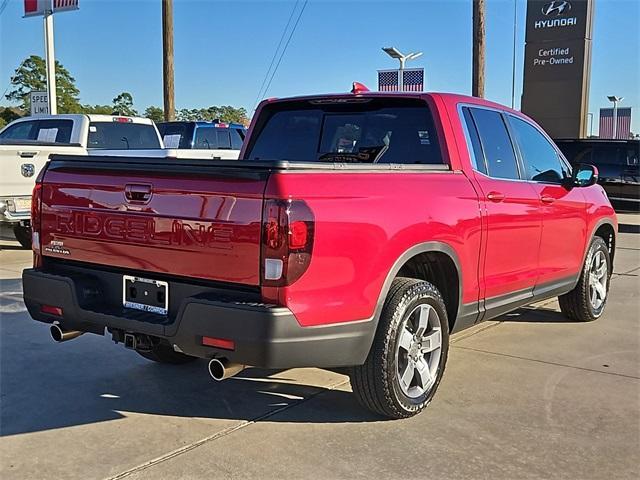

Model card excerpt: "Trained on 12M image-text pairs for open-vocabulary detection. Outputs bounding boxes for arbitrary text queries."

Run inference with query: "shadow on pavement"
[0,277,382,437]
[496,306,575,323]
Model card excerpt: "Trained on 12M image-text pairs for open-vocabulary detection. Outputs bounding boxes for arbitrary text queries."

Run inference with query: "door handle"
[19,151,38,158]
[540,195,555,204]
[125,184,152,203]
[486,191,505,202]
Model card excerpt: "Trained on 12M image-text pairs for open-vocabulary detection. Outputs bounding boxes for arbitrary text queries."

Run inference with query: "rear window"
[157,122,192,149]
[194,128,233,150]
[245,99,444,164]
[88,122,161,150]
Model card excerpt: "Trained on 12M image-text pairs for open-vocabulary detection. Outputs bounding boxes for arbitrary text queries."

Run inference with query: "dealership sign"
[24,0,79,17]
[521,0,594,139]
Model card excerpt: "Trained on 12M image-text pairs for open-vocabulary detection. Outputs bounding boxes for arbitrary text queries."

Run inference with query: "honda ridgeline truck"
[23,90,617,418]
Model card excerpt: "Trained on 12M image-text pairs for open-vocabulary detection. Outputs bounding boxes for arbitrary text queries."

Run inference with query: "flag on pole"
[53,0,78,13]
[599,107,632,139]
[378,68,425,92]
[24,0,78,17]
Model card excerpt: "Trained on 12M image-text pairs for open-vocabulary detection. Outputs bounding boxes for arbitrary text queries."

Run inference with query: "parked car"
[22,90,616,418]
[554,138,639,211]
[157,120,246,160]
[0,114,165,247]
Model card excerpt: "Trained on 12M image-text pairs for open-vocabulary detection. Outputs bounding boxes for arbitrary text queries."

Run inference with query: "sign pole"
[44,8,57,115]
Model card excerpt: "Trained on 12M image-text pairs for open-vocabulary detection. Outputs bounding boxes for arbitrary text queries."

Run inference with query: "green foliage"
[81,104,113,114]
[144,106,164,123]
[177,105,249,125]
[5,55,81,113]
[0,106,23,126]
[112,92,137,116]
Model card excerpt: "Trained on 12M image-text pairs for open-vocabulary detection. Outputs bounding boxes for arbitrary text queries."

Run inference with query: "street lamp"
[607,95,624,139]
[382,47,423,91]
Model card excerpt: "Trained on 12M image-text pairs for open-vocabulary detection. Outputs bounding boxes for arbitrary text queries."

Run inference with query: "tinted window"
[217,130,232,149]
[470,108,519,180]
[157,122,192,148]
[0,121,37,140]
[36,119,73,143]
[246,100,443,164]
[555,142,593,166]
[230,129,244,149]
[88,122,161,149]
[194,128,217,149]
[509,116,569,183]
[462,107,487,174]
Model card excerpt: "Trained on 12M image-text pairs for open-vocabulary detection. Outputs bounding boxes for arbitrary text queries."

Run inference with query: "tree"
[81,104,113,115]
[112,92,137,116]
[144,106,164,123]
[5,55,82,113]
[176,105,249,125]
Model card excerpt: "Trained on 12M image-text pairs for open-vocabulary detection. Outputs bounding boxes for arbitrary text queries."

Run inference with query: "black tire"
[13,225,32,249]
[137,341,198,364]
[559,237,611,322]
[349,277,450,419]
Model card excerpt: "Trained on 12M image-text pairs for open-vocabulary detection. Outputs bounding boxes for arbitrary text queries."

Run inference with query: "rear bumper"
[22,268,373,368]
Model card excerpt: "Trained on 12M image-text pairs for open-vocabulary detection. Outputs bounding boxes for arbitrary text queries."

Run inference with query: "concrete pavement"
[1,218,638,479]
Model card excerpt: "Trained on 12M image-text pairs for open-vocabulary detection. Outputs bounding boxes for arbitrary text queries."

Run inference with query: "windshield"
[245,99,444,164]
[88,122,161,150]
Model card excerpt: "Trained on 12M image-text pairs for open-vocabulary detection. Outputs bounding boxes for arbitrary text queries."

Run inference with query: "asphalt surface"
[1,217,638,480]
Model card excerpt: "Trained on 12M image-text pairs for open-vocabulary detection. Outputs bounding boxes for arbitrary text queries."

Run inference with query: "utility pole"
[162,0,175,121]
[472,0,485,98]
[607,96,623,139]
[44,9,57,114]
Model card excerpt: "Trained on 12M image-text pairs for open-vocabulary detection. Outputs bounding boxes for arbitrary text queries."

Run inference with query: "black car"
[555,138,639,211]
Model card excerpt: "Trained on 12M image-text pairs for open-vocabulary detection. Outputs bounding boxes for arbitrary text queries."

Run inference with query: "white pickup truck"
[0,114,165,247]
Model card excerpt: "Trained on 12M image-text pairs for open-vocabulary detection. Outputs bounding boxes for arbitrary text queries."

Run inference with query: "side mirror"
[572,163,599,188]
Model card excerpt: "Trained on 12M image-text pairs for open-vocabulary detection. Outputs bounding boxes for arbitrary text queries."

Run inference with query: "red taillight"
[113,117,133,123]
[261,199,314,287]
[202,336,235,350]
[41,305,63,316]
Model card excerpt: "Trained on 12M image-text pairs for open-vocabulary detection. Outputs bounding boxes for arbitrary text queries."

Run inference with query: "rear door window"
[35,119,73,143]
[217,130,232,149]
[230,129,244,149]
[0,121,38,141]
[469,108,520,180]
[246,99,444,164]
[88,122,161,149]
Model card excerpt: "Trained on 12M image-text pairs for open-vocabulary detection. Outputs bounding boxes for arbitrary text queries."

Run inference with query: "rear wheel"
[350,278,449,419]
[13,225,32,249]
[137,341,198,364]
[559,237,611,322]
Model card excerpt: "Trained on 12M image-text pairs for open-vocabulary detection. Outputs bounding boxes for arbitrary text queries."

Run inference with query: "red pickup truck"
[23,90,617,418]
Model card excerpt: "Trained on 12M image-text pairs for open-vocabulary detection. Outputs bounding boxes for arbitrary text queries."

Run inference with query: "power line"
[261,0,309,101]
[0,0,11,17]
[253,0,300,109]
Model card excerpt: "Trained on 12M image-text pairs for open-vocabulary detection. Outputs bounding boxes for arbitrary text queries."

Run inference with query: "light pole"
[587,112,593,137]
[382,47,423,91]
[607,95,623,139]
[43,7,57,115]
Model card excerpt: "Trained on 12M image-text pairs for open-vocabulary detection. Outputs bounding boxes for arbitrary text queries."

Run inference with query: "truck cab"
[157,120,246,160]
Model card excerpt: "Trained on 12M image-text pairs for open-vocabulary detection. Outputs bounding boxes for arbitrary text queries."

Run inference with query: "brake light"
[31,182,42,256]
[214,122,228,128]
[261,199,314,286]
[113,117,133,123]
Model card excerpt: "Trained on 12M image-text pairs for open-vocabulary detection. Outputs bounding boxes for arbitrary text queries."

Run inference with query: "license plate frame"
[122,275,169,315]
[13,197,31,212]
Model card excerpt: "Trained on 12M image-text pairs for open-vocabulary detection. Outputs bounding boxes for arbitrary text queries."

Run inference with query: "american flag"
[378,70,400,91]
[53,0,79,13]
[402,68,424,92]
[599,107,632,139]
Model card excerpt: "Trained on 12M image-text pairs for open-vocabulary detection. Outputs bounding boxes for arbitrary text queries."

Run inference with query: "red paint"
[34,92,617,331]
[202,336,235,350]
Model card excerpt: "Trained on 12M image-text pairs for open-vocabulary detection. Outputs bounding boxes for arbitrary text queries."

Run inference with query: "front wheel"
[13,225,32,249]
[350,278,449,419]
[559,236,611,322]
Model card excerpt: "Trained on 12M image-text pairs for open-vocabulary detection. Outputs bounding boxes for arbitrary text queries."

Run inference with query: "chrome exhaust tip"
[50,324,84,343]
[208,358,245,381]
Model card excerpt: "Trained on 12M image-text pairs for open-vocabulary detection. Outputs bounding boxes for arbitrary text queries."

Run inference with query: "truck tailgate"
[39,156,268,285]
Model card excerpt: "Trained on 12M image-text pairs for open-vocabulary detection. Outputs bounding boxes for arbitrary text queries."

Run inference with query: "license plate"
[14,197,31,212]
[122,275,168,315]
